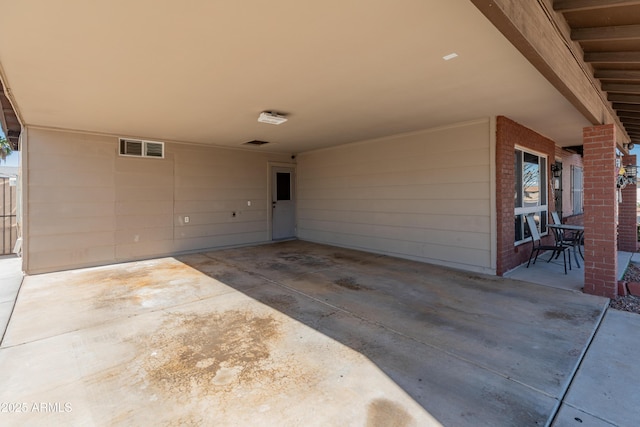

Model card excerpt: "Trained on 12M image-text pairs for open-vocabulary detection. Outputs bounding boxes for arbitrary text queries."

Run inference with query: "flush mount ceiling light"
[258,111,288,125]
[442,52,458,61]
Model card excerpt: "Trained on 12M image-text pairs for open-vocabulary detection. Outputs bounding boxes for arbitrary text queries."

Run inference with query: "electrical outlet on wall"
[184,216,190,223]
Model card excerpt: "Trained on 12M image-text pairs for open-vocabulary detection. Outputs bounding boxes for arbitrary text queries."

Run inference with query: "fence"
[1,176,17,255]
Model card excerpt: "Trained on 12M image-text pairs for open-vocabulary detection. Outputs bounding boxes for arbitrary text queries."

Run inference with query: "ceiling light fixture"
[258,111,288,125]
[442,53,458,61]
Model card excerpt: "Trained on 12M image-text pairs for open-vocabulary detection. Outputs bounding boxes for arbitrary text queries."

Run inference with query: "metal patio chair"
[526,214,572,274]
[551,211,584,261]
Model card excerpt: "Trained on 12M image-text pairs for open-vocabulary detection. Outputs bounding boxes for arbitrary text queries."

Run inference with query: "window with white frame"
[572,166,583,215]
[514,148,548,243]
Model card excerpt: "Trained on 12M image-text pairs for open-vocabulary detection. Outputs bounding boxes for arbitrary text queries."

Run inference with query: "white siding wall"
[297,120,494,273]
[24,128,291,274]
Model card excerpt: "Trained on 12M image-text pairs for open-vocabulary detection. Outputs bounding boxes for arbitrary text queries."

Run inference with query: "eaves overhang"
[471,0,633,151]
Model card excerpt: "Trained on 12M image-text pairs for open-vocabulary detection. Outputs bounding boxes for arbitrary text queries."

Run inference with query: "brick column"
[619,154,638,252]
[583,124,618,298]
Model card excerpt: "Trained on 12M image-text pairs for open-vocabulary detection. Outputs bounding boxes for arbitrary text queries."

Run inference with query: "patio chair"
[551,211,584,261]
[526,215,572,274]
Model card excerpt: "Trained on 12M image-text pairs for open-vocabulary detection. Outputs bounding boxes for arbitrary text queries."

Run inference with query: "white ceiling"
[0,0,591,153]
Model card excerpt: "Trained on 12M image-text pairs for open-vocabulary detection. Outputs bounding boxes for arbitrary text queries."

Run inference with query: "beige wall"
[24,128,291,274]
[297,120,495,273]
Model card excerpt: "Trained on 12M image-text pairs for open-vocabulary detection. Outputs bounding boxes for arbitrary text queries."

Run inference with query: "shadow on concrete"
[176,240,608,426]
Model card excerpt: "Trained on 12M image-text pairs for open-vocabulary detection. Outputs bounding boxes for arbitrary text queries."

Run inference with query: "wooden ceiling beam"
[554,0,640,12]
[603,83,640,93]
[585,51,640,63]
[596,69,640,81]
[619,111,640,118]
[613,103,640,112]
[609,93,640,103]
[572,24,640,42]
[620,118,640,125]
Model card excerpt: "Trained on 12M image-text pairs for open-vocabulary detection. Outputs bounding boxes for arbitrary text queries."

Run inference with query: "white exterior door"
[272,166,296,240]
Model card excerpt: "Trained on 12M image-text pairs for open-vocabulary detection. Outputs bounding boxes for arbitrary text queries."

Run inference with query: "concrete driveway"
[0,241,608,426]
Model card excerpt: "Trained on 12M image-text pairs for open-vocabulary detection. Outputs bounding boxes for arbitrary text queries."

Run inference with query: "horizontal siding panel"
[298,198,490,216]
[29,168,114,187]
[173,210,266,226]
[115,214,174,229]
[28,186,115,203]
[299,165,490,189]
[299,211,490,234]
[115,227,174,245]
[176,199,269,214]
[30,232,115,252]
[29,216,116,236]
[299,229,491,272]
[115,156,174,174]
[297,119,492,272]
[115,200,174,215]
[175,187,266,202]
[115,240,176,261]
[115,171,174,188]
[28,129,115,156]
[299,218,489,250]
[30,201,114,219]
[298,182,490,201]
[28,152,114,174]
[175,221,267,240]
[117,187,175,202]
[300,123,489,170]
[173,231,269,253]
[28,246,116,274]
[174,175,266,190]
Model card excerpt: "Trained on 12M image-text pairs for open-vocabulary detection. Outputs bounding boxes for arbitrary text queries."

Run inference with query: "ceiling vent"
[258,111,288,125]
[119,138,164,158]
[243,140,270,146]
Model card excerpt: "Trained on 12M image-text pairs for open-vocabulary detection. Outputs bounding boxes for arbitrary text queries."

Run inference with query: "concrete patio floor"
[504,245,634,293]
[0,241,618,425]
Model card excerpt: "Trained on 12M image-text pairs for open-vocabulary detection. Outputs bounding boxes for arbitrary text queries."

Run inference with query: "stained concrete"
[0,241,609,426]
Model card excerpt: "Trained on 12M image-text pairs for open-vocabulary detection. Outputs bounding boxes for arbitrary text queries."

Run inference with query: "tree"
[0,135,11,162]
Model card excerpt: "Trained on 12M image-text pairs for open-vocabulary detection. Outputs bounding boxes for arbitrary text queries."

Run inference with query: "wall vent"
[119,138,164,158]
[243,140,270,146]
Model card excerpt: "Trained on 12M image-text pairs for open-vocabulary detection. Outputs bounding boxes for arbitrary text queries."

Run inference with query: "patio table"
[548,223,584,268]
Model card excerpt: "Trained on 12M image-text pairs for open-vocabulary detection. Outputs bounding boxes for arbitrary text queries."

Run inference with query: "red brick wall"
[496,116,557,275]
[619,154,638,252]
[583,124,618,298]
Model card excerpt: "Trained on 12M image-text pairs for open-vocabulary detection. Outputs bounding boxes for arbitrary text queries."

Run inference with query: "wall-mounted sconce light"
[550,163,562,178]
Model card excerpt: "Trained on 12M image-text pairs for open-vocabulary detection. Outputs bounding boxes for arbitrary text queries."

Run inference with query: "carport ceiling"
[555,0,640,147]
[0,1,591,153]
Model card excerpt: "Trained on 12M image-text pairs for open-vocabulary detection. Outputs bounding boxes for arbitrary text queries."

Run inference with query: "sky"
[0,127,20,167]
